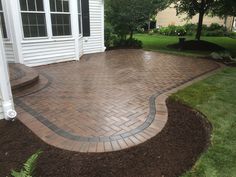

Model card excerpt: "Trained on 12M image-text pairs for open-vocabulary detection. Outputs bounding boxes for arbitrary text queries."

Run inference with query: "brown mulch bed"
[168,40,225,52]
[0,99,212,177]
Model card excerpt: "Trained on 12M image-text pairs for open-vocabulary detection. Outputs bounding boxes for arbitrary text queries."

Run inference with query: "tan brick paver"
[14,49,222,152]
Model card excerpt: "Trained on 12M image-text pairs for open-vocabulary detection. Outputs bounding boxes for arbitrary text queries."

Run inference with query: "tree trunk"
[231,17,235,31]
[195,0,205,41]
[129,30,133,40]
[148,21,151,32]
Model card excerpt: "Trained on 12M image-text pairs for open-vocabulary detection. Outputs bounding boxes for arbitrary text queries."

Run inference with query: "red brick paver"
[14,49,221,152]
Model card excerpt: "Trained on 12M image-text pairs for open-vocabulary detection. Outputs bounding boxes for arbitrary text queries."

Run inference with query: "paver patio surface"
[14,49,220,152]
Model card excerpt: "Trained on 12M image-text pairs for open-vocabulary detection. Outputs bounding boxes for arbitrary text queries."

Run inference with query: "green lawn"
[135,34,236,57]
[171,68,236,177]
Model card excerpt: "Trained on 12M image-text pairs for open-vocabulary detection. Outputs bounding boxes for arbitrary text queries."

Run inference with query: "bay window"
[50,0,71,36]
[20,0,47,38]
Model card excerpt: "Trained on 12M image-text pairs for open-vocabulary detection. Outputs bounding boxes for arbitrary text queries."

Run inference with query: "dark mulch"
[168,40,225,51]
[0,100,212,177]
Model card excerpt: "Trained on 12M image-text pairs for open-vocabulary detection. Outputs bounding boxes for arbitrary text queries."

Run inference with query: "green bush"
[105,24,117,48]
[152,28,159,33]
[158,23,232,37]
[184,23,197,36]
[159,25,186,36]
[113,38,143,48]
[208,23,227,32]
[204,29,226,36]
[11,150,42,177]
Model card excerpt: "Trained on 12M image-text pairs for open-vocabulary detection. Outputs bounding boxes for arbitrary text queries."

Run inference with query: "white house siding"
[79,38,83,57]
[4,42,15,63]
[83,0,104,54]
[21,39,76,67]
[0,92,3,120]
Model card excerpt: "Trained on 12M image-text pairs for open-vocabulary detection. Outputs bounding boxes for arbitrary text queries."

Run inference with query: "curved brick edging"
[15,62,224,153]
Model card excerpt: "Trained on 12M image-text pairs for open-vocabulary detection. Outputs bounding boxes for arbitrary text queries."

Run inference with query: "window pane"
[56,0,62,12]
[63,14,70,24]
[51,14,71,36]
[0,13,7,38]
[78,15,81,34]
[64,24,71,35]
[77,0,81,13]
[0,0,2,11]
[28,0,36,11]
[22,13,47,37]
[37,13,45,24]
[52,25,58,36]
[29,13,37,25]
[30,26,38,37]
[50,0,56,11]
[36,0,44,11]
[20,0,27,10]
[38,26,46,36]
[23,26,31,37]
[22,13,29,25]
[63,0,69,12]
[57,25,63,35]
[57,14,63,24]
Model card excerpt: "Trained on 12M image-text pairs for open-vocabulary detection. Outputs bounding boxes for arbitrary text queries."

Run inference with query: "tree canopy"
[105,0,169,39]
[170,0,236,40]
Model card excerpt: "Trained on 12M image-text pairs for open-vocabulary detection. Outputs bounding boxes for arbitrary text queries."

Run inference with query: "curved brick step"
[9,64,39,91]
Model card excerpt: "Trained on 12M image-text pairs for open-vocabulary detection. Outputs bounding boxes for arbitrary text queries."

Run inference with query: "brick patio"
[13,49,221,152]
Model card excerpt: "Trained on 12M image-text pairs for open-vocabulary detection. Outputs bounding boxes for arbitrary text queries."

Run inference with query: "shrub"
[159,25,186,36]
[11,150,42,177]
[105,24,117,48]
[175,26,187,36]
[208,23,227,32]
[158,23,231,37]
[184,23,197,36]
[113,38,143,48]
[152,28,159,33]
[136,27,145,34]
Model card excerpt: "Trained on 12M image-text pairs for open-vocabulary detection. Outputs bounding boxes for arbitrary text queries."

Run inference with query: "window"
[20,0,47,38]
[81,0,90,36]
[78,0,82,35]
[50,0,71,36]
[0,0,7,38]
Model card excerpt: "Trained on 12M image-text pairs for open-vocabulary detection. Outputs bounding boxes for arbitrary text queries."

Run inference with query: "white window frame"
[78,0,82,37]
[50,0,72,37]
[19,0,48,39]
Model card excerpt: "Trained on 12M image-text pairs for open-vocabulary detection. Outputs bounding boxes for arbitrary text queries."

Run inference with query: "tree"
[106,0,169,40]
[171,0,236,41]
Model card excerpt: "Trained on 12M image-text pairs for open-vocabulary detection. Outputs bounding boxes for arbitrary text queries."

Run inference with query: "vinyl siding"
[4,41,15,63]
[83,0,104,54]
[21,39,76,67]
[79,37,83,57]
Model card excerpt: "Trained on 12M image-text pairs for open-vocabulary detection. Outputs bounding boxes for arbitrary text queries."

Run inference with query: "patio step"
[9,64,39,91]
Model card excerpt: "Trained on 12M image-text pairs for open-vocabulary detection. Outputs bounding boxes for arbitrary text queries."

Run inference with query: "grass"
[170,67,236,177]
[135,34,236,57]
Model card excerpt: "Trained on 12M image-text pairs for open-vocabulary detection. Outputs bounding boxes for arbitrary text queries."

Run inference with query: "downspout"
[0,21,17,120]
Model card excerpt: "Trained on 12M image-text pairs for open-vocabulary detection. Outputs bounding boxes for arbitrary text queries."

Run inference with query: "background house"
[156,4,235,31]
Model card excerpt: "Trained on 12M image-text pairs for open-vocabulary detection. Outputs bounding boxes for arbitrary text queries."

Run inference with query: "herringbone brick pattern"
[14,49,220,152]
